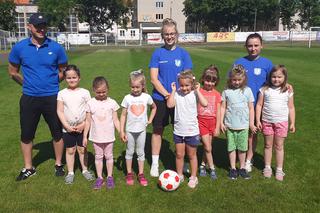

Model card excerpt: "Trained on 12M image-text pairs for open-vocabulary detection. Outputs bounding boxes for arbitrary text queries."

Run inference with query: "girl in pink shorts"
[197,65,221,180]
[256,65,295,181]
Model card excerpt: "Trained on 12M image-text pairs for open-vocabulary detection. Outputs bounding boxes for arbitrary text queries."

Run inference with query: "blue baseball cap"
[29,13,48,25]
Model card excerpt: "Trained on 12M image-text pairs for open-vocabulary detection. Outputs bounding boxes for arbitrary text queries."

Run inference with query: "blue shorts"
[173,134,200,147]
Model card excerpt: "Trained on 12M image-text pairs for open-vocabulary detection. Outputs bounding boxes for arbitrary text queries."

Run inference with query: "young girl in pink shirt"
[83,76,120,190]
[197,65,221,180]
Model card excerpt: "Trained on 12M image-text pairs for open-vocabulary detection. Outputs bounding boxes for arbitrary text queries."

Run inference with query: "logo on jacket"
[175,59,181,67]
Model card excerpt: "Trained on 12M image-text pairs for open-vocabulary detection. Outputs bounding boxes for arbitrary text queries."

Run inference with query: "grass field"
[0,44,319,212]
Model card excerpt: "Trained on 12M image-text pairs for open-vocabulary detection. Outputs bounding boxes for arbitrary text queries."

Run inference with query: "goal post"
[308,27,320,48]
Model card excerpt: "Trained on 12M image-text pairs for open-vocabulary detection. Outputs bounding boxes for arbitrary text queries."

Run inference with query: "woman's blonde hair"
[161,18,178,36]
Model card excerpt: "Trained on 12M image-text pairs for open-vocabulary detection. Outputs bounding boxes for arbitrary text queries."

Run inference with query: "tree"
[279,0,298,30]
[184,0,211,32]
[0,0,17,31]
[76,0,132,32]
[183,0,280,32]
[36,0,77,31]
[297,0,320,29]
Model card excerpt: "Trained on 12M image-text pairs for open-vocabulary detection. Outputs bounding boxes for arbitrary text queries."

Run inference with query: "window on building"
[156,1,163,8]
[156,14,163,20]
[120,30,125,37]
[130,30,135,37]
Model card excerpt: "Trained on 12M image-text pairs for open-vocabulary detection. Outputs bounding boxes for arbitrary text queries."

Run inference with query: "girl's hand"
[120,131,128,143]
[256,121,262,131]
[214,128,220,137]
[286,83,293,93]
[83,138,88,148]
[220,123,227,133]
[289,124,296,133]
[195,82,200,92]
[74,122,85,133]
[146,120,152,126]
[171,82,176,91]
[66,125,76,133]
[250,125,258,134]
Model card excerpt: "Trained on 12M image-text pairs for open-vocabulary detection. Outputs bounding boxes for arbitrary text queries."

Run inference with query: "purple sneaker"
[93,178,104,190]
[106,176,115,189]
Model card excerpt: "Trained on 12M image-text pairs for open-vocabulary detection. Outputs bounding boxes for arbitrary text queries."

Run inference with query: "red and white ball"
[158,170,180,191]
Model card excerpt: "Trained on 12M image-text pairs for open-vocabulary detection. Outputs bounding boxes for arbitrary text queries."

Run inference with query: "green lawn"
[0,44,319,212]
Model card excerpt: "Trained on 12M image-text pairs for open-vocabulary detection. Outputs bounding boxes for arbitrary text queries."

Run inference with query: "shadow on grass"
[196,137,229,171]
[32,140,96,173]
[252,153,264,171]
[33,140,58,169]
[115,132,176,175]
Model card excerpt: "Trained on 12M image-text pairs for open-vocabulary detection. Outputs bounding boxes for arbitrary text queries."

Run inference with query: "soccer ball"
[158,170,180,191]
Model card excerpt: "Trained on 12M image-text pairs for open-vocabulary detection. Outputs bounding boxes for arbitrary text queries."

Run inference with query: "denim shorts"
[173,134,200,147]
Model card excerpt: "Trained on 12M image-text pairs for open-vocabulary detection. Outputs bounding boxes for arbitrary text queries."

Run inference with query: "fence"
[1,29,320,51]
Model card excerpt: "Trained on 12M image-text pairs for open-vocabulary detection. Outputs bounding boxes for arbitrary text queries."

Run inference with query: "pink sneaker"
[126,172,134,185]
[138,173,148,186]
[263,167,272,178]
[275,170,285,181]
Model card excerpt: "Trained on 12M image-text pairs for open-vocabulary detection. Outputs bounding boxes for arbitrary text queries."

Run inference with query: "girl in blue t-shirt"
[221,65,257,180]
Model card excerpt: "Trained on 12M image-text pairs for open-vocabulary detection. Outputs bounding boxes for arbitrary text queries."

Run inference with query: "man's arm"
[8,62,23,86]
[58,63,67,82]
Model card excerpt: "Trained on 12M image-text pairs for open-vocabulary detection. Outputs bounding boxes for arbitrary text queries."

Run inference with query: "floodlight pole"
[254,8,257,32]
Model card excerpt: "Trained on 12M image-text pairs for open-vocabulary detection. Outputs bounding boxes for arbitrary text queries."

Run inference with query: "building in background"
[13,0,79,37]
[132,0,187,34]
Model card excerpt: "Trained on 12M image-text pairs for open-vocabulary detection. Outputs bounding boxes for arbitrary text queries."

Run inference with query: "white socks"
[152,155,159,166]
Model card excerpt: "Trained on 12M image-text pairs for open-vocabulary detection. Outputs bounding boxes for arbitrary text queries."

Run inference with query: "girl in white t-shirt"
[120,70,157,186]
[57,65,94,184]
[83,76,120,190]
[256,65,295,181]
[167,70,208,188]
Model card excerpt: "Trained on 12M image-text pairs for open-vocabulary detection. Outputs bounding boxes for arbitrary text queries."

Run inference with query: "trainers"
[228,169,238,180]
[263,167,272,178]
[93,178,104,190]
[187,176,199,189]
[150,164,159,177]
[16,167,36,181]
[126,172,134,185]
[65,173,75,184]
[275,170,285,181]
[82,170,95,181]
[245,161,253,172]
[179,175,184,183]
[138,173,148,186]
[238,168,251,179]
[209,169,218,180]
[106,176,115,189]
[55,165,65,177]
[199,165,207,177]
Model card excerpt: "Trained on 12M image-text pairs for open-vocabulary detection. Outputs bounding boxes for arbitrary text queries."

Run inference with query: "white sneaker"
[179,175,184,183]
[150,164,159,177]
[245,161,253,172]
[187,176,198,189]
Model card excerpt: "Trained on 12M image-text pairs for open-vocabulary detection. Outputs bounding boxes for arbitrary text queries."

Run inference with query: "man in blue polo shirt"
[8,13,68,181]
